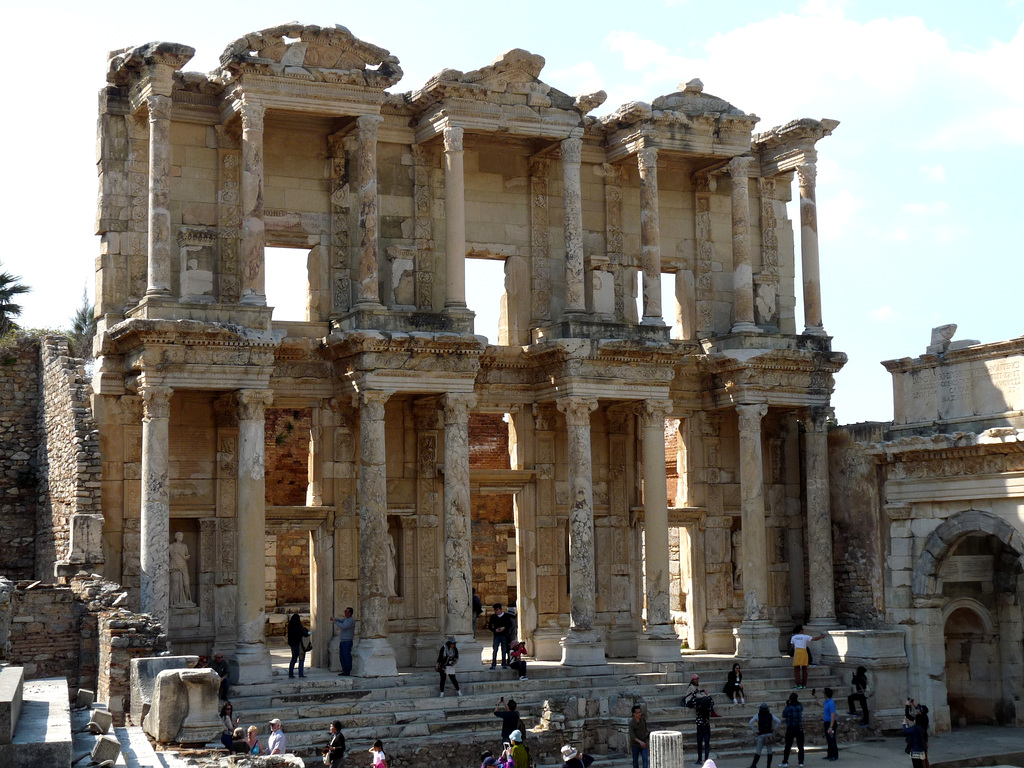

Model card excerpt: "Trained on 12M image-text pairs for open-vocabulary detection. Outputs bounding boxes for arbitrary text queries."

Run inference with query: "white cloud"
[817,189,868,242]
[870,306,896,320]
[919,164,946,182]
[901,201,951,216]
[546,61,605,98]
[887,229,910,242]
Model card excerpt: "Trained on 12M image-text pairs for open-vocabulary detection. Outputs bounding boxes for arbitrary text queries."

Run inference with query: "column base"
[450,634,484,666]
[640,315,666,326]
[803,325,828,337]
[730,321,763,333]
[232,642,272,684]
[353,637,398,678]
[733,620,782,660]
[637,627,682,662]
[560,629,607,666]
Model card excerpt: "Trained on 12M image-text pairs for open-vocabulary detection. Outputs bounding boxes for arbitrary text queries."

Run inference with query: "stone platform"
[0,677,72,768]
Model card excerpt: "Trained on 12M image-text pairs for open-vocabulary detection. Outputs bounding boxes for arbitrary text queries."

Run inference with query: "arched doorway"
[943,601,999,727]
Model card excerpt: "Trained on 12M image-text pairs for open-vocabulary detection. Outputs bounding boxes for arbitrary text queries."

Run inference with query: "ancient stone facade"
[88,24,846,681]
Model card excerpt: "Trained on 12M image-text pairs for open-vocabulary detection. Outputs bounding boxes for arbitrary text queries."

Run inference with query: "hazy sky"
[5,0,1022,424]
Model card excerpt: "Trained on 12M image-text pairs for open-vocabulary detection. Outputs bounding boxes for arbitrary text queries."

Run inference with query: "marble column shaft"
[641,400,673,628]
[235,390,273,673]
[561,137,586,314]
[239,102,266,305]
[359,391,391,638]
[355,115,383,307]
[444,126,467,309]
[638,148,662,322]
[145,95,172,298]
[556,397,599,631]
[805,407,836,622]
[442,393,476,636]
[650,730,686,768]
[729,157,758,332]
[140,386,173,629]
[736,403,769,619]
[797,162,826,334]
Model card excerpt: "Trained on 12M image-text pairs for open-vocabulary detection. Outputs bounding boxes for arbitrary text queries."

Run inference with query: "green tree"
[0,263,30,336]
[69,287,97,360]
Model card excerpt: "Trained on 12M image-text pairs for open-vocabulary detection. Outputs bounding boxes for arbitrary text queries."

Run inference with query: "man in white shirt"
[268,718,286,754]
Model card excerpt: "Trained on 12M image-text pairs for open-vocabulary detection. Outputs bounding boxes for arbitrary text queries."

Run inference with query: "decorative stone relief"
[693,172,716,337]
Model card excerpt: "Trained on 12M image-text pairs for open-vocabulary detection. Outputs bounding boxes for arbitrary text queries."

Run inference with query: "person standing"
[369,739,387,767]
[488,604,514,669]
[628,704,650,768]
[324,719,346,767]
[473,589,483,635]
[211,651,231,700]
[287,613,309,679]
[494,697,523,743]
[245,725,262,755]
[508,729,529,768]
[790,626,825,689]
[436,636,462,697]
[847,666,870,726]
[724,663,746,704]
[903,711,927,768]
[694,690,714,766]
[822,687,838,761]
[779,692,804,768]
[748,702,781,768]
[331,608,355,676]
[268,718,286,755]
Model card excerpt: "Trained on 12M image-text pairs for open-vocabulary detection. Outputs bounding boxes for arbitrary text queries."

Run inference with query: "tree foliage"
[0,262,30,337]
[69,287,97,360]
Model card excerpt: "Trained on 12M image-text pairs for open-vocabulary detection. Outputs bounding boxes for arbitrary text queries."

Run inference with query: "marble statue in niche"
[170,531,195,607]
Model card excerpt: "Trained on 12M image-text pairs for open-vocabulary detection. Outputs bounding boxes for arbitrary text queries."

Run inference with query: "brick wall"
[7,583,84,685]
[469,413,509,469]
[264,408,311,505]
[276,529,310,606]
[97,610,166,725]
[471,494,515,609]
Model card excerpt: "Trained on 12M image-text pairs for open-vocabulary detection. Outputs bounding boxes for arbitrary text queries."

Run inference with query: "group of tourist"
[217,704,287,757]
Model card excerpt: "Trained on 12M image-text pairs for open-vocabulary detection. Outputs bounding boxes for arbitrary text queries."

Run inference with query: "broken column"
[140,386,172,629]
[638,148,663,324]
[729,157,760,333]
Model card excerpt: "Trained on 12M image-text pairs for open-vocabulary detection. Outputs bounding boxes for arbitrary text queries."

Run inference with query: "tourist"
[331,608,355,676]
[724,662,746,704]
[903,710,927,768]
[560,744,595,767]
[628,704,650,768]
[847,666,870,726]
[219,702,237,751]
[245,724,262,755]
[211,651,230,700]
[436,636,462,697]
[480,750,498,768]
[509,639,528,681]
[507,729,529,768]
[287,613,310,679]
[268,718,286,755]
[488,603,514,669]
[229,726,249,754]
[822,688,838,761]
[369,739,387,767]
[324,719,346,767]
[694,689,714,766]
[790,626,825,689]
[747,702,781,768]
[473,589,483,634]
[779,692,804,768]
[494,697,524,743]
[910,703,930,767]
[683,674,702,707]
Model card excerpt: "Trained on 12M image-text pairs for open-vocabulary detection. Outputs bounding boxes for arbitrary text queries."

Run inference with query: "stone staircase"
[206,649,862,767]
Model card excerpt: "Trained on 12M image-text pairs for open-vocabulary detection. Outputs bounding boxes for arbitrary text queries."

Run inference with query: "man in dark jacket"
[487,603,514,669]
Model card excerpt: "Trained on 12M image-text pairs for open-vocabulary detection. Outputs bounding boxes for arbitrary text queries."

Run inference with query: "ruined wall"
[828,424,886,626]
[0,336,42,580]
[265,408,311,506]
[472,494,515,609]
[469,413,509,469]
[7,583,84,685]
[275,529,310,606]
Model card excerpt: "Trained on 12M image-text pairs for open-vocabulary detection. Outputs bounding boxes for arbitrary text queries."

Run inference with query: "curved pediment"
[218,22,402,88]
[650,78,748,117]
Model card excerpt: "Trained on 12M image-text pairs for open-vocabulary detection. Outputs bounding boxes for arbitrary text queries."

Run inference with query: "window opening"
[264,246,309,322]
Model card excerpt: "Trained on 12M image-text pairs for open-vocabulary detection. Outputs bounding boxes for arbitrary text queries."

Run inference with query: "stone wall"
[97,610,166,725]
[275,529,310,606]
[0,335,42,580]
[265,408,311,506]
[7,582,84,686]
[472,493,515,609]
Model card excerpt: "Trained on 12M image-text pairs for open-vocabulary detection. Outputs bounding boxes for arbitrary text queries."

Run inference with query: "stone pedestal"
[637,627,682,662]
[176,669,221,744]
[733,620,781,660]
[560,629,607,666]
[650,730,685,768]
[353,638,398,678]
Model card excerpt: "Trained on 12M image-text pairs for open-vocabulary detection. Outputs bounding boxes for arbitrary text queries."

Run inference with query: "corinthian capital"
[146,94,172,123]
[356,114,384,142]
[804,405,834,434]
[638,399,673,428]
[443,125,464,153]
[556,396,598,427]
[140,386,173,422]
[638,147,659,175]
[796,161,817,191]
[736,402,768,433]
[728,156,753,178]
[239,101,265,132]
[442,393,477,425]
[359,390,391,423]
[237,389,273,421]
[561,137,582,165]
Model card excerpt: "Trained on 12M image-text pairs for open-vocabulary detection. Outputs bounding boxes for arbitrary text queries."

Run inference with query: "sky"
[4,0,1022,424]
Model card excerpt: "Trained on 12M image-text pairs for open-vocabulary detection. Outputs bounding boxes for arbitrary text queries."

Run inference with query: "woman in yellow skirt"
[789,625,825,689]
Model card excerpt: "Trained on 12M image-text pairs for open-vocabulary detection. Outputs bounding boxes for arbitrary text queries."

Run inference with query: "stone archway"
[943,599,1000,727]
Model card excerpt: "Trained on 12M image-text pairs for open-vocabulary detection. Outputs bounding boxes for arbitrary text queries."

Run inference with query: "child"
[369,739,387,767]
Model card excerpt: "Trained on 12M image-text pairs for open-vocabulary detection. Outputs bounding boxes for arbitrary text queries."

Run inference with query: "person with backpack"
[779,692,804,768]
[694,690,715,766]
[748,702,781,768]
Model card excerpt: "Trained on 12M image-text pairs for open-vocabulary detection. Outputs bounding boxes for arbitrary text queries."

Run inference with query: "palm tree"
[0,263,30,336]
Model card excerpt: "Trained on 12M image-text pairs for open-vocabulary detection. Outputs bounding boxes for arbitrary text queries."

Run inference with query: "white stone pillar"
[805,407,837,625]
[650,730,686,768]
[355,390,398,676]
[797,162,826,335]
[556,396,605,665]
[729,157,760,333]
[561,136,586,315]
[638,400,679,662]
[638,148,663,324]
[145,95,173,299]
[139,385,172,629]
[444,126,467,310]
[239,101,266,306]
[355,115,384,308]
[235,389,273,683]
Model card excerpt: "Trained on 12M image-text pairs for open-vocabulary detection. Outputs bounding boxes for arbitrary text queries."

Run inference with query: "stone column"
[561,136,586,315]
[729,157,760,333]
[555,396,605,665]
[638,148,663,324]
[650,730,686,768]
[239,101,266,305]
[355,390,398,676]
[235,389,273,683]
[733,402,777,658]
[354,115,384,308]
[805,407,837,626]
[797,162,826,335]
[139,386,172,630]
[442,393,481,656]
[444,126,467,310]
[638,400,679,661]
[145,96,173,299]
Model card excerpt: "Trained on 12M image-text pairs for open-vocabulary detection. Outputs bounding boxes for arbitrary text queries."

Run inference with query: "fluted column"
[140,386,172,629]
[354,390,398,676]
[145,95,173,298]
[650,731,686,768]
[805,407,837,625]
[444,126,467,310]
[355,115,384,308]
[556,396,605,665]
[442,393,478,644]
[729,157,759,333]
[239,101,266,305]
[638,148,663,324]
[638,400,680,662]
[562,136,586,314]
[797,162,826,335]
[235,389,273,682]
